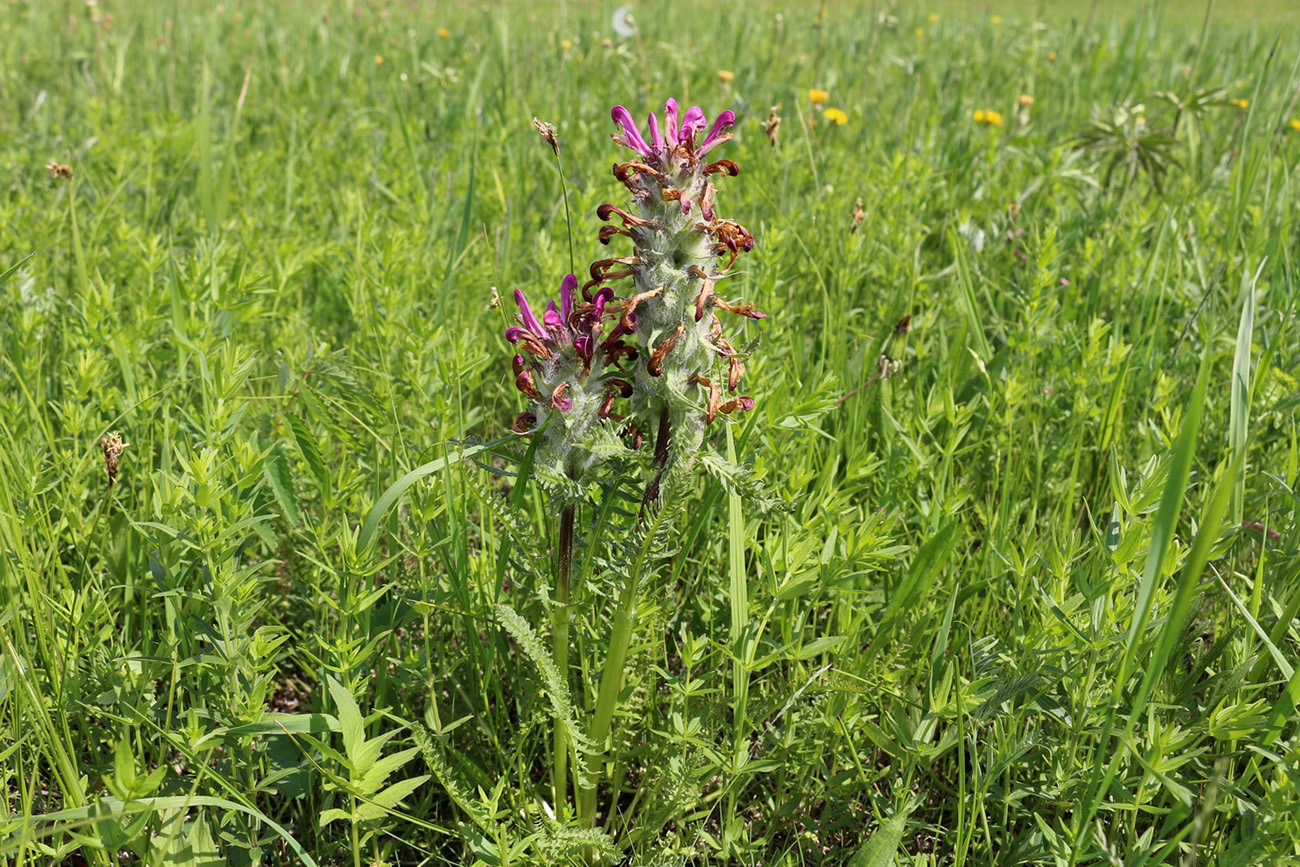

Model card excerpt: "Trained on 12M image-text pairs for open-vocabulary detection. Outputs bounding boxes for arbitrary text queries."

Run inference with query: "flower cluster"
[506,274,636,495]
[505,98,763,493]
[593,98,763,463]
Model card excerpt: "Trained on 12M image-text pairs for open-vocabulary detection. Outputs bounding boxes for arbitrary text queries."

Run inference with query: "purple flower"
[506,275,592,356]
[610,99,736,167]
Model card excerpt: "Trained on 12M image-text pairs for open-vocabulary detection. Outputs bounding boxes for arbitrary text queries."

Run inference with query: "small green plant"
[305,677,430,867]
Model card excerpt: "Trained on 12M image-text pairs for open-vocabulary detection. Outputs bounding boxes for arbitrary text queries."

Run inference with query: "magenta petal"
[738,396,755,411]
[664,98,679,145]
[681,106,706,140]
[554,394,573,412]
[698,110,735,155]
[513,289,546,336]
[505,326,530,343]
[611,106,651,155]
[647,111,663,155]
[573,335,592,360]
[560,274,577,321]
[543,301,564,330]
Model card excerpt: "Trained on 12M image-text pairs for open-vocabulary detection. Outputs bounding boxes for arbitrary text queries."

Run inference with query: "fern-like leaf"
[494,605,597,781]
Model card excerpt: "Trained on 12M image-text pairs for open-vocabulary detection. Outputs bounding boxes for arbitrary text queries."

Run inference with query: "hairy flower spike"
[597,97,764,472]
[505,274,634,498]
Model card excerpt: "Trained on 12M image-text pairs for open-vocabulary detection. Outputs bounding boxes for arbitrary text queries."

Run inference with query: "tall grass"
[0,0,1298,864]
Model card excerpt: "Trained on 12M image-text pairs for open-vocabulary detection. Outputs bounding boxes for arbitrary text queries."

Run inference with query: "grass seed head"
[101,432,128,487]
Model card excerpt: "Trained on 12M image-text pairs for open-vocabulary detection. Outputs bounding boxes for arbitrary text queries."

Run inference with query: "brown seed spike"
[101,432,128,487]
[532,117,559,156]
[763,106,781,146]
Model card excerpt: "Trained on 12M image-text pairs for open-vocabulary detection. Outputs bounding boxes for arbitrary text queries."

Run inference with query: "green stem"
[576,564,641,824]
[577,409,672,825]
[552,503,575,816]
[350,793,361,867]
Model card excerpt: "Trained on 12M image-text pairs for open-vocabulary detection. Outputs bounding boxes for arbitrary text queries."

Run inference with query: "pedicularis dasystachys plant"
[499,98,769,834]
[507,98,764,499]
[595,99,764,481]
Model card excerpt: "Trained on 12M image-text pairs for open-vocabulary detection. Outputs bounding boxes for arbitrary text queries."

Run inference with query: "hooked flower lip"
[611,98,736,166]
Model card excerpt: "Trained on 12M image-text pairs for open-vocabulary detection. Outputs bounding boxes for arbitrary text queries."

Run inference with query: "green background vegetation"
[1,0,1298,864]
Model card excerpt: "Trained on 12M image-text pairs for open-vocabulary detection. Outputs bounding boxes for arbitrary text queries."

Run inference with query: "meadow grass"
[1,0,1299,864]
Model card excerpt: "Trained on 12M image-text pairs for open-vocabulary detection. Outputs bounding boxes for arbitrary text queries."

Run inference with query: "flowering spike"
[595,96,763,468]
[503,274,634,499]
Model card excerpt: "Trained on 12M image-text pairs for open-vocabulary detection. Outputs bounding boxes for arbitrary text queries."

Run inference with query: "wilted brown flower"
[763,106,781,146]
[101,432,128,487]
[46,162,73,179]
[532,117,559,156]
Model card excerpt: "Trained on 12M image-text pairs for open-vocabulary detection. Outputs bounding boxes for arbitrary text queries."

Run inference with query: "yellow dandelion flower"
[929,12,938,22]
[991,15,1003,24]
[1230,98,1249,109]
[374,54,384,65]
[561,39,572,51]
[973,109,986,123]
[1290,118,1300,132]
[1018,94,1034,108]
[974,109,1003,126]
[438,27,449,38]
[824,108,848,125]
[1047,51,1057,62]
[718,69,735,83]
[809,89,829,104]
